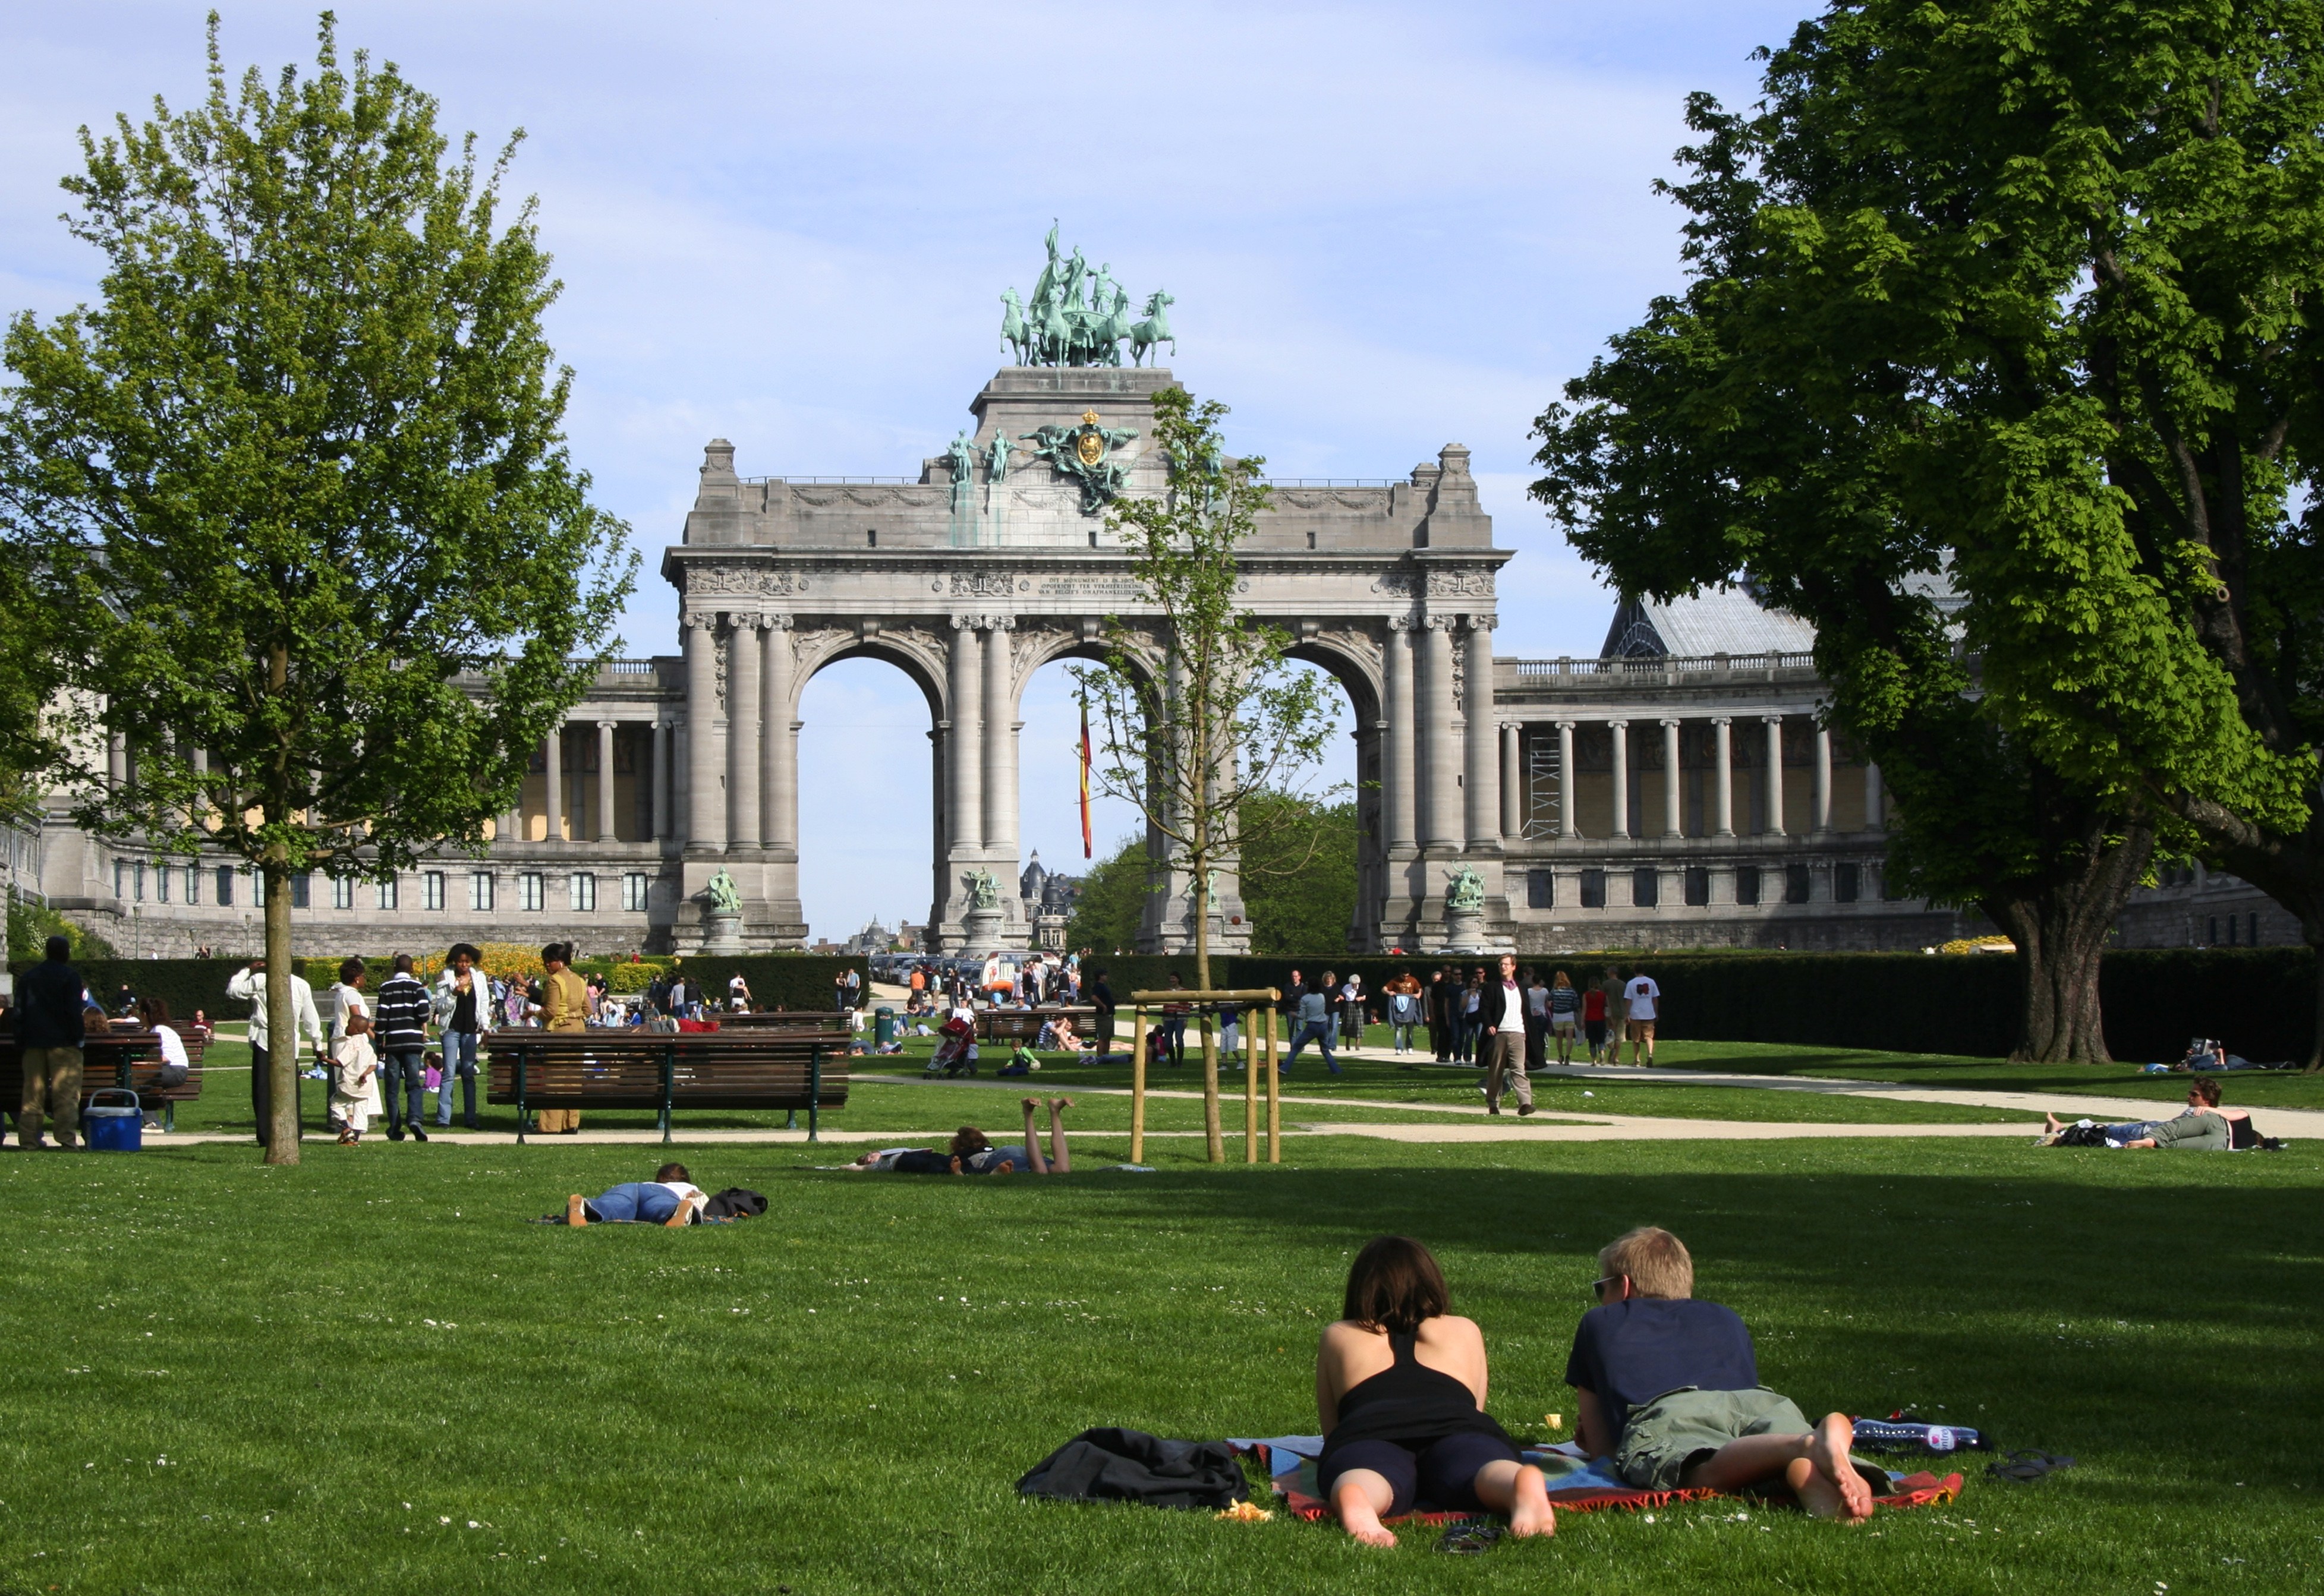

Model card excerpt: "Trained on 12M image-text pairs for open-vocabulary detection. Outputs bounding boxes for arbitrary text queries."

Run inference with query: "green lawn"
[1667,1039,2324,1110]
[5,1132,2316,1592]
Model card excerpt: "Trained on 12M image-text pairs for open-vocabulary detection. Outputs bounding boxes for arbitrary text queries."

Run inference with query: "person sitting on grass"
[1037,1013,1084,1052]
[848,1099,1077,1175]
[1315,1236,1556,1548]
[562,1162,712,1226]
[1568,1226,1876,1522]
[997,1040,1041,1077]
[2040,1078,2227,1149]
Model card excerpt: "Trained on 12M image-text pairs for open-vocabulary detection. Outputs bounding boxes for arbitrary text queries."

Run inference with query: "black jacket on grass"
[1017,1428,1249,1510]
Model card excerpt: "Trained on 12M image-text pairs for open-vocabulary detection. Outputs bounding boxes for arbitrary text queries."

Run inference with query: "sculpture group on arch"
[1000,223,1174,369]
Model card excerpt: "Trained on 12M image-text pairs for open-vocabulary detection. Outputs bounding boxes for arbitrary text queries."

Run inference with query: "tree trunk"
[262,854,300,1164]
[1194,868,1221,1162]
[1980,822,2153,1063]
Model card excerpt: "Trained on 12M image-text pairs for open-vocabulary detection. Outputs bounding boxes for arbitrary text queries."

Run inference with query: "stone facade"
[31,362,2057,959]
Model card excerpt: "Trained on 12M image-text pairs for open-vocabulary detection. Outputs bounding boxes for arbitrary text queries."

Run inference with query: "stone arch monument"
[659,247,1507,955]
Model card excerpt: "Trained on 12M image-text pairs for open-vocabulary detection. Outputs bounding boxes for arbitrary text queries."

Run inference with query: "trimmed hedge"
[8,958,251,1023]
[657,954,867,1013]
[2098,948,2316,1064]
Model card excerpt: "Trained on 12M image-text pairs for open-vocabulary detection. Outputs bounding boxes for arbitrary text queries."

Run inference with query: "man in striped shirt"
[371,953,433,1143]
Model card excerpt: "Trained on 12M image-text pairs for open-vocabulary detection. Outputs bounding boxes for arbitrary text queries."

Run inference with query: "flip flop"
[1435,1521,1504,1554]
[1986,1450,2074,1483]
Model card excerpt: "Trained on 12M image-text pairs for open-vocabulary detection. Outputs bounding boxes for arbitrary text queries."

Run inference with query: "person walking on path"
[1457,968,1485,1064]
[1340,973,1365,1053]
[1284,981,1340,1075]
[227,955,324,1147]
[728,971,752,1013]
[1598,967,1628,1063]
[1429,967,1455,1061]
[1548,971,1581,1065]
[536,943,589,1134]
[371,954,432,1142]
[1157,974,1189,1068]
[1384,970,1423,1058]
[1622,969,1662,1067]
[432,944,486,1130]
[1579,976,1608,1064]
[1476,953,1536,1117]
[15,935,87,1149]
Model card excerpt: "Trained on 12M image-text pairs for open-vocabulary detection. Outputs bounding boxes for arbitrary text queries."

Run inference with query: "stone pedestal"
[961,904,1009,952]
[698,909,747,954]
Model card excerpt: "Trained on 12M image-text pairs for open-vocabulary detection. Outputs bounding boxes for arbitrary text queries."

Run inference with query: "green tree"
[0,16,637,1158]
[1060,833,1147,955]
[1238,793,1358,957]
[1529,1,2324,1059]
[1072,387,1342,1157]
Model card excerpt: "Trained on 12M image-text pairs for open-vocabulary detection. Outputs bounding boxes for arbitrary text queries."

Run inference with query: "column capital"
[1763,714,1786,725]
[1386,616,1414,633]
[1660,717,1681,728]
[1462,612,1497,632]
[1555,717,1576,730]
[1424,614,1459,631]
[685,611,719,633]
[763,612,792,630]
[596,718,618,730]
[1712,714,1731,726]
[1607,718,1629,729]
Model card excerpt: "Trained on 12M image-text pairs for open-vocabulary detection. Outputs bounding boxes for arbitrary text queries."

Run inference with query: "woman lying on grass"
[561,1163,711,1226]
[848,1099,1076,1175]
[2039,1079,2227,1149]
[1315,1235,1555,1548]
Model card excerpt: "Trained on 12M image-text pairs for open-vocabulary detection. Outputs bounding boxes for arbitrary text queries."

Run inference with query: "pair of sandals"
[1986,1449,2074,1483]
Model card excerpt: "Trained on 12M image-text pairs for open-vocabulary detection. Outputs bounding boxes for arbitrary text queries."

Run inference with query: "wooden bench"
[976,1007,1095,1045]
[0,1026,208,1130]
[484,1024,850,1144]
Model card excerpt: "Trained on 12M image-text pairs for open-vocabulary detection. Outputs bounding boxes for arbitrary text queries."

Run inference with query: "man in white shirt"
[226,958,326,1147]
[1477,952,1536,1116]
[1622,970,1662,1067]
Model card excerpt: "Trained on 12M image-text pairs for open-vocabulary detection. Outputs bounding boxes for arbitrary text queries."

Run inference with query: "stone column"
[1763,715,1786,836]
[543,723,563,843]
[684,614,724,849]
[1812,724,1832,836]
[651,719,671,841]
[1863,761,1885,834]
[1500,722,1523,840]
[1712,716,1734,837]
[1461,618,1497,849]
[106,730,127,787]
[761,617,794,853]
[596,721,618,841]
[1661,718,1683,837]
[947,619,983,872]
[1557,720,1577,838]
[1383,620,1415,851]
[1608,720,1630,839]
[982,622,1016,859]
[1419,619,1459,849]
[725,616,762,850]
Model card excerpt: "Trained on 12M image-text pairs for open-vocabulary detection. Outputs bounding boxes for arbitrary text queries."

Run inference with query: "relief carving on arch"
[687,562,797,597]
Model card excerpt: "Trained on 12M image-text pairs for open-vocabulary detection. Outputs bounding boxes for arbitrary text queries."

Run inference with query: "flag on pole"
[1079,698,1094,859]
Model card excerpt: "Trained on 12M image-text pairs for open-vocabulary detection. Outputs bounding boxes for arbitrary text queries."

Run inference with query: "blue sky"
[1,1,1813,937]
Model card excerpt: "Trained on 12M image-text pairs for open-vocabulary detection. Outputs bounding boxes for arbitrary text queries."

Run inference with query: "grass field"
[5,1118,2317,1593]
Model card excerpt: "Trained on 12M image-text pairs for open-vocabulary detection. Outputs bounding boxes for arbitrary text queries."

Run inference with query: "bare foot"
[1331,1481,1397,1548]
[1805,1413,1875,1522]
[1507,1463,1556,1538]
[566,1194,587,1228]
[663,1196,698,1228]
[2043,1112,2062,1134]
[948,1155,963,1175]
[1050,1096,1073,1111]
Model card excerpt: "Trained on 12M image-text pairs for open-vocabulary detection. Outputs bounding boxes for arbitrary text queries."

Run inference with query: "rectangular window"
[115,859,126,898]
[376,877,399,911]
[470,871,495,913]
[134,862,146,901]
[1881,866,1904,901]
[2251,911,2260,945]
[1579,868,1607,909]
[520,872,544,912]
[623,871,651,913]
[1734,865,1761,906]
[332,876,355,910]
[2227,913,2238,946]
[1526,869,1553,909]
[1633,868,1660,909]
[186,865,201,905]
[1785,863,1812,903]
[569,872,597,913]
[155,863,171,903]
[1835,862,1860,903]
[1684,866,1709,906]
[216,865,235,906]
[424,871,446,912]
[291,873,311,909]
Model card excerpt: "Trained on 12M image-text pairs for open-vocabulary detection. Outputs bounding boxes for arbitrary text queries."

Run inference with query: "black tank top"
[1320,1329,1513,1459]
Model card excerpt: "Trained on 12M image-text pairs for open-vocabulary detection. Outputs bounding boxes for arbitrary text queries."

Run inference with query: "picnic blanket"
[1232,1436,1960,1524]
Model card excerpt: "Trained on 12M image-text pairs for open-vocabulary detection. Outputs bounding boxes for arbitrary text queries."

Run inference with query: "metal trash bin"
[84,1088,142,1152]
[874,1006,897,1048]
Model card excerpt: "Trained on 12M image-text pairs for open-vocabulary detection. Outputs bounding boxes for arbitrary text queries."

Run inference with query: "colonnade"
[1526,714,1885,841]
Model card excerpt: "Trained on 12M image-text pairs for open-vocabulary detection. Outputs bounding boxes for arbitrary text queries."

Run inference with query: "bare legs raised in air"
[1020,1097,1072,1174]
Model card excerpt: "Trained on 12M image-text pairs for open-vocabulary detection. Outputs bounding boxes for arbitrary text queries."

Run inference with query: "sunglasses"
[1592,1275,1624,1302]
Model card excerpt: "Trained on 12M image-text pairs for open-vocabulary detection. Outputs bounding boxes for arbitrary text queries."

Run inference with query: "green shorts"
[1614,1386,1809,1490]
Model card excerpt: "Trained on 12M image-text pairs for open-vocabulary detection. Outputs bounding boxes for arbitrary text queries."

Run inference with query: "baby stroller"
[926,1015,978,1077]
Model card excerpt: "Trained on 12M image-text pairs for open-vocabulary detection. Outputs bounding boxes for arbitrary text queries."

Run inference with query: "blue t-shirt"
[1563,1298,1759,1437]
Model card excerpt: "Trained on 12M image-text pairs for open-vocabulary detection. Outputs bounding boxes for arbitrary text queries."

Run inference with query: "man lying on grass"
[560,1163,713,1226]
[1569,1226,1876,1522]
[846,1098,1077,1175]
[2039,1078,2228,1149]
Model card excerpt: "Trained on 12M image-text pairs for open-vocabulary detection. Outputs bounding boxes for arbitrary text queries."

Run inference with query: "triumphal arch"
[658,234,1510,954]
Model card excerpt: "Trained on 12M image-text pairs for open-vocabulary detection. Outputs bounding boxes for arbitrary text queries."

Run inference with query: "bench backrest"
[484,1030,848,1108]
[0,1028,208,1100]
[977,1007,1094,1041]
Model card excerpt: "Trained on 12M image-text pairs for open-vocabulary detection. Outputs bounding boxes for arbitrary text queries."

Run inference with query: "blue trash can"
[84,1088,142,1152]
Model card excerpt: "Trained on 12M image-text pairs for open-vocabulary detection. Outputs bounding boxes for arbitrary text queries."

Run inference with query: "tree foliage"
[1531,0,2324,1058]
[1070,386,1343,1155]
[1064,793,1358,959]
[0,16,637,1156]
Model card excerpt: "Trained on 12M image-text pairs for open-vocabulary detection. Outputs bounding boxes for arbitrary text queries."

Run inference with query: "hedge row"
[9,952,870,1023]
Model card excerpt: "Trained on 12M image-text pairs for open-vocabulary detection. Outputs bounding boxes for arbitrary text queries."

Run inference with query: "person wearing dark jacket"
[1476,953,1535,1116]
[15,936,87,1149]
[1089,971,1117,1058]
[371,954,433,1142]
[1429,968,1455,1061]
